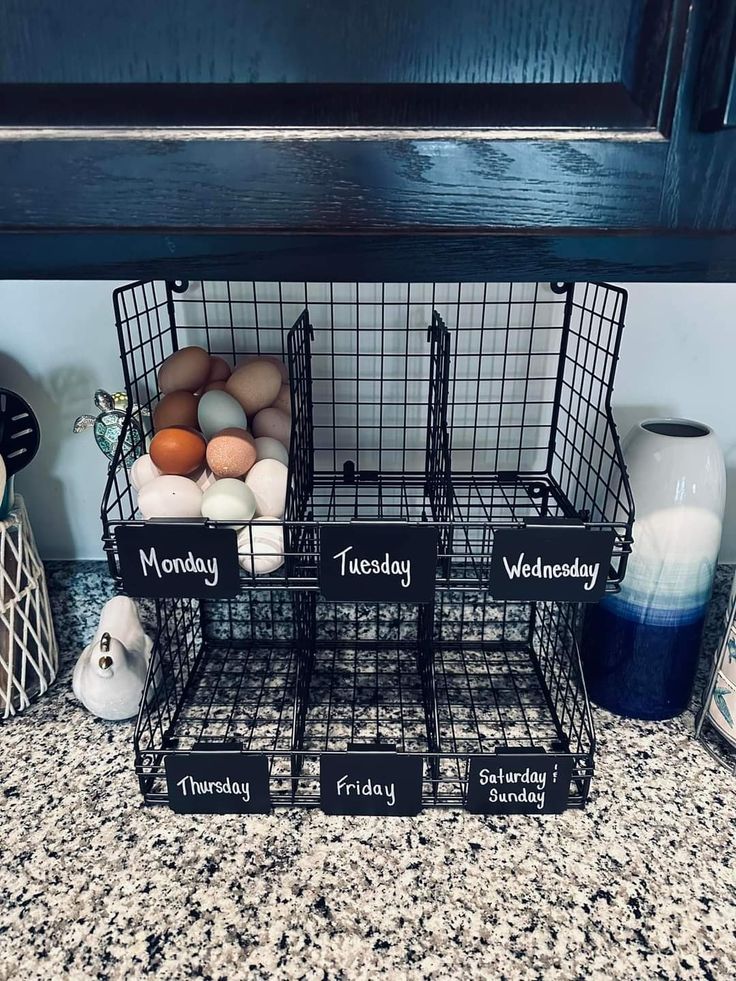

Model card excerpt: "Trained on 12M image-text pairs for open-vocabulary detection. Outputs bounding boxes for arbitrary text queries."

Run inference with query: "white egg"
[238,518,284,575]
[197,389,248,441]
[201,478,256,522]
[138,475,202,519]
[254,436,289,467]
[130,453,161,492]
[244,459,288,518]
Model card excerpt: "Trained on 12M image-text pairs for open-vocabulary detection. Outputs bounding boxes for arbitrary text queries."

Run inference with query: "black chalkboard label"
[116,522,240,598]
[165,751,271,814]
[319,523,437,603]
[489,525,615,601]
[320,750,423,815]
[466,753,574,814]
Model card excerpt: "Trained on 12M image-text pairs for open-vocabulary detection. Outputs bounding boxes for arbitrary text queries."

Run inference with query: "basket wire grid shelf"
[135,591,594,808]
[103,279,633,593]
[105,279,627,812]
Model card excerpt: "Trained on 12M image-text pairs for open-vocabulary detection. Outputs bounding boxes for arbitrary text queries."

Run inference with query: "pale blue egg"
[198,390,248,440]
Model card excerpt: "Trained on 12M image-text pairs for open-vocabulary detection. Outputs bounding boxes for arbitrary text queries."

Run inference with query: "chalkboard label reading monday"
[466,753,574,814]
[165,750,270,814]
[489,525,615,602]
[320,524,437,603]
[320,748,423,816]
[116,523,240,598]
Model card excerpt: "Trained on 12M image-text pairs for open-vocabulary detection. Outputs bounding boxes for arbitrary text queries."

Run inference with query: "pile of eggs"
[130,346,291,575]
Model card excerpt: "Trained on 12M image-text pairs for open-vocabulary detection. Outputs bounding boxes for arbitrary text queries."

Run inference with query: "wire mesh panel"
[103,279,632,595]
[134,591,592,809]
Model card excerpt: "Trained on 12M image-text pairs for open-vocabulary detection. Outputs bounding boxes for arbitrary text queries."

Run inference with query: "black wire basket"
[103,279,632,814]
[103,280,633,592]
[135,591,593,810]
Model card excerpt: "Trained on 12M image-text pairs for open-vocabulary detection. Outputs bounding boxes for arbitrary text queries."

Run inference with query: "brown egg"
[149,427,206,476]
[207,356,232,384]
[202,380,228,393]
[241,354,288,383]
[226,359,282,417]
[153,390,199,431]
[251,407,291,448]
[206,427,257,478]
[158,346,211,394]
[271,384,291,416]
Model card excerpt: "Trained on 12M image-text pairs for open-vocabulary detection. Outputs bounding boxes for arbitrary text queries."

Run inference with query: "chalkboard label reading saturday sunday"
[320,748,423,816]
[165,750,271,814]
[319,523,437,603]
[116,523,240,598]
[489,525,615,602]
[466,753,574,814]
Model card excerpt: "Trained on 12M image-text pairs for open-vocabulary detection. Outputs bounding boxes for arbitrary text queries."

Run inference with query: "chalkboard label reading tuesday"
[165,750,271,814]
[320,524,437,603]
[466,753,574,814]
[320,748,423,816]
[489,525,615,602]
[116,523,240,598]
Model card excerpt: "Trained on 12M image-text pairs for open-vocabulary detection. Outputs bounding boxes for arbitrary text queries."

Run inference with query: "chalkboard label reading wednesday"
[320,747,423,816]
[116,523,240,598]
[466,752,574,815]
[489,525,615,602]
[319,524,437,603]
[165,749,271,814]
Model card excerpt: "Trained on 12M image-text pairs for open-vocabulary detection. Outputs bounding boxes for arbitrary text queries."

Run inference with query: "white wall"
[1,280,735,560]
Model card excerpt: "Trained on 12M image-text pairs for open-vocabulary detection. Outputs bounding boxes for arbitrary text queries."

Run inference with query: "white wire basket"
[0,495,58,719]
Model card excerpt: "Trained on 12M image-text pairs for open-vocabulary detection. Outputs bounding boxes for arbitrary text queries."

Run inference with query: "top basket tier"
[102,280,633,593]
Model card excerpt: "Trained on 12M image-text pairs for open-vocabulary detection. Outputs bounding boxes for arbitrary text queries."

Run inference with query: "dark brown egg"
[153,390,199,431]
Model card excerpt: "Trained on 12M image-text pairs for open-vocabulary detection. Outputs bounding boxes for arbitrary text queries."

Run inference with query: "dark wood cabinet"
[0,0,734,280]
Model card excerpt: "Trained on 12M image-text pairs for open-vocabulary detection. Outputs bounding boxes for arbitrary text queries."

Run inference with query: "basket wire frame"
[103,280,633,593]
[107,279,621,810]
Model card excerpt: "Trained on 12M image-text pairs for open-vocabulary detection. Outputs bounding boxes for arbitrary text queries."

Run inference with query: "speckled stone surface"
[1,562,735,980]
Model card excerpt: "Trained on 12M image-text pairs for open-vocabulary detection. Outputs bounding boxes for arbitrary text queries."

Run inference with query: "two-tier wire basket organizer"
[102,280,633,814]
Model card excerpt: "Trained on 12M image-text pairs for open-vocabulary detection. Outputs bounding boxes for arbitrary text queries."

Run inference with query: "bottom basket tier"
[135,594,594,813]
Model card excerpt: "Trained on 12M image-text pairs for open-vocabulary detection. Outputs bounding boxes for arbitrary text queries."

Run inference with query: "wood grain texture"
[662,0,736,228]
[2,231,736,282]
[0,136,666,230]
[0,0,632,85]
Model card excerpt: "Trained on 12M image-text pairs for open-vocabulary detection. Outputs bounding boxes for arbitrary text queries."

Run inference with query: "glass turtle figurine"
[73,389,148,470]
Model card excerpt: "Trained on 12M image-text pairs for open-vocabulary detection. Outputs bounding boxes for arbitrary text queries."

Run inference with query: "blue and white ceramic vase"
[583,419,726,720]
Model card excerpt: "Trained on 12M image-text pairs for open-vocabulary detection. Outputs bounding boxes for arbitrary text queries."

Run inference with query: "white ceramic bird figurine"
[72,596,153,720]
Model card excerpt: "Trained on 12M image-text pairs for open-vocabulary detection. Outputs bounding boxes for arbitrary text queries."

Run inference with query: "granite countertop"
[1,562,735,980]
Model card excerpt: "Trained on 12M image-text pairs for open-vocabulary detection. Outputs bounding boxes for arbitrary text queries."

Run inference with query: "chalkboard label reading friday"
[320,748,423,816]
[116,523,240,598]
[466,753,574,814]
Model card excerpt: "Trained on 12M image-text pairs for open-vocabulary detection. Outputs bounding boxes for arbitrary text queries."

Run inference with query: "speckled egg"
[226,359,282,417]
[198,390,248,441]
[241,354,288,383]
[149,426,206,476]
[271,384,291,416]
[244,459,288,517]
[206,427,257,478]
[153,390,199,431]
[138,475,203,519]
[158,346,210,394]
[252,407,291,448]
[254,436,289,467]
[201,478,257,523]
